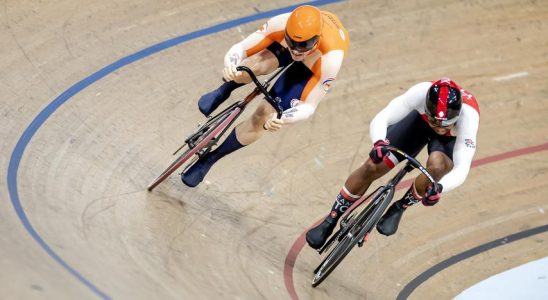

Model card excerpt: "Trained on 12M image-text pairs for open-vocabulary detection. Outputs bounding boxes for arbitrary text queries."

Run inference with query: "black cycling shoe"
[198,88,229,117]
[306,219,337,250]
[376,201,406,236]
[198,81,243,116]
[181,153,218,187]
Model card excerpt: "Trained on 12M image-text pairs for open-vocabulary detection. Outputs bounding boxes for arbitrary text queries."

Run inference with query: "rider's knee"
[253,103,272,117]
[361,159,388,181]
[244,50,278,76]
[248,104,271,128]
[426,152,453,178]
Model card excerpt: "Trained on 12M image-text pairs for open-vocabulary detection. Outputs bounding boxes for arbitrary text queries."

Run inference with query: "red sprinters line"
[283,142,548,300]
[471,142,548,167]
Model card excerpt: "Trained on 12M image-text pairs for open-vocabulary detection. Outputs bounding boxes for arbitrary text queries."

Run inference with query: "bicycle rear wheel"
[311,187,394,287]
[147,107,241,191]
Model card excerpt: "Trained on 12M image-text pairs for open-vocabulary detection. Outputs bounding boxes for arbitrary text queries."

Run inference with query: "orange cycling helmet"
[285,5,322,52]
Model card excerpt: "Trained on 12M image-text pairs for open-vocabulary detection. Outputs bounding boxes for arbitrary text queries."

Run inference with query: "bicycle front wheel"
[311,187,394,287]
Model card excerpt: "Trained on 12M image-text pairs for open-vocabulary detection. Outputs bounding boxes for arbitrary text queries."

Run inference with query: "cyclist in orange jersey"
[182,5,349,187]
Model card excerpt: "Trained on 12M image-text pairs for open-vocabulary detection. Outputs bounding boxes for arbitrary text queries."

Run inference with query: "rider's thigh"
[362,158,391,180]
[249,102,276,128]
[425,151,454,178]
[268,62,314,111]
[385,111,430,161]
[242,49,279,77]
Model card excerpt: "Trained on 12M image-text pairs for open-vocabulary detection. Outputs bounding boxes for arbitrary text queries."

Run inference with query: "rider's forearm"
[281,103,316,123]
[438,164,469,192]
[225,43,246,66]
[439,144,475,192]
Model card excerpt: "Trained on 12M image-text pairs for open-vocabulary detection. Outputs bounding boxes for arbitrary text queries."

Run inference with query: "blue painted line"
[6,0,344,298]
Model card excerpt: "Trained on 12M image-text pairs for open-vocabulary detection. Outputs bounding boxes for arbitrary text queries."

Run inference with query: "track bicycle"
[147,65,289,191]
[311,146,437,286]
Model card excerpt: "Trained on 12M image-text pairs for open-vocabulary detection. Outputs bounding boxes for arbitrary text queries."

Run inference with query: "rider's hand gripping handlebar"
[236,66,284,119]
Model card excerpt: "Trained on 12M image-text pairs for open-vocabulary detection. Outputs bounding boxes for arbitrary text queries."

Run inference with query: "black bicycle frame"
[346,146,435,218]
[320,146,436,253]
[178,64,291,156]
[237,64,289,119]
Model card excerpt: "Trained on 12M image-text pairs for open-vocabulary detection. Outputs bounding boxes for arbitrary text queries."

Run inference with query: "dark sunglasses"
[284,31,319,53]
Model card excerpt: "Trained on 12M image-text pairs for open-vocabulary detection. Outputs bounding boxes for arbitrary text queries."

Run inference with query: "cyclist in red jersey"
[306,78,480,249]
[182,5,349,187]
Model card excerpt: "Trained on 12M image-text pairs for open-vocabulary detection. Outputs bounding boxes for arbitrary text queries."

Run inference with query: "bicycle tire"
[311,187,394,287]
[147,107,241,191]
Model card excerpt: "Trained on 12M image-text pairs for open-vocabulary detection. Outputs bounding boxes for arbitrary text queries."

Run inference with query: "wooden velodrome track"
[1,0,547,299]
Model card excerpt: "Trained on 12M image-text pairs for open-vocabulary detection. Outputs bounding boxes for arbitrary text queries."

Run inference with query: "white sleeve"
[224,43,246,69]
[369,82,431,143]
[281,50,344,124]
[279,103,315,123]
[439,105,480,192]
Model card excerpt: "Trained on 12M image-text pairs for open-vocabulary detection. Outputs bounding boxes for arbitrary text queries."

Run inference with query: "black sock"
[398,184,421,208]
[207,128,245,163]
[326,192,355,224]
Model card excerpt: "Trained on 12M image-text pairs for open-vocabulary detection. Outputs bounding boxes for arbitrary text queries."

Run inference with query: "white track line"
[493,71,529,81]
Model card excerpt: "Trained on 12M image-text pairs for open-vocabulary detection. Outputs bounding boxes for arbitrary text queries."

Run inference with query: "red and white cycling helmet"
[425,78,462,126]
